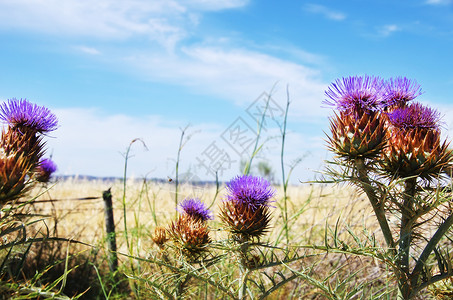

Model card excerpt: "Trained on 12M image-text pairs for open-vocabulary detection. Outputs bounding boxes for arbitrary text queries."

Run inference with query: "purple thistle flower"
[178,198,213,221]
[225,175,276,210]
[36,157,57,182]
[324,75,384,114]
[387,102,441,130]
[383,77,422,108]
[0,98,58,133]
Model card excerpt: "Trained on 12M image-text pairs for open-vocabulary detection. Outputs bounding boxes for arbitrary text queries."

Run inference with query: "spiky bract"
[168,215,211,258]
[327,110,387,159]
[0,129,44,204]
[219,200,271,242]
[0,150,33,203]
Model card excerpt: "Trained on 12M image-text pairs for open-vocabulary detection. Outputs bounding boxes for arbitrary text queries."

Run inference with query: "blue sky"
[0,0,453,183]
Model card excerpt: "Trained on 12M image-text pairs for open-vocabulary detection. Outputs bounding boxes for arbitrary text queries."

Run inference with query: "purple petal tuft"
[178,198,213,221]
[324,75,384,114]
[0,98,58,133]
[225,175,275,210]
[387,102,441,130]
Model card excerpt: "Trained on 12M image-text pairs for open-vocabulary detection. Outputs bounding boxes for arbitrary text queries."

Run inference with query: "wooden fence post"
[103,188,118,273]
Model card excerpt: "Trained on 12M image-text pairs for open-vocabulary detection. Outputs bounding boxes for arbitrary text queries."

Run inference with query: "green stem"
[410,213,453,294]
[239,267,250,300]
[174,125,190,216]
[280,88,290,247]
[397,178,417,299]
[354,158,395,251]
[238,240,251,300]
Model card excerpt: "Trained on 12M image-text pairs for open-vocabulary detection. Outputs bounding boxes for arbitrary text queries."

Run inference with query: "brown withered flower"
[151,226,169,249]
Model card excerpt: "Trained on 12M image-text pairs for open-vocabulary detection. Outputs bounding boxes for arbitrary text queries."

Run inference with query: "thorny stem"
[397,177,417,299]
[238,240,251,300]
[354,158,395,251]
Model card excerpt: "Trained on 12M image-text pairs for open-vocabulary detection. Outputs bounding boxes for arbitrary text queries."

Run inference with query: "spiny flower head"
[383,77,422,108]
[225,175,275,211]
[382,102,451,180]
[35,158,57,183]
[178,198,213,222]
[220,175,275,241]
[387,102,441,130]
[324,75,384,115]
[0,98,58,133]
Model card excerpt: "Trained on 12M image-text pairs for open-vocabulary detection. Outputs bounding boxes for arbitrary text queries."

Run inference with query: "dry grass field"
[11,177,447,299]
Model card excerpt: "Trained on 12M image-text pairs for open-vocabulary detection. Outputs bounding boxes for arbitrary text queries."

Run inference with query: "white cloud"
[183,0,250,11]
[425,0,452,5]
[0,0,248,49]
[0,0,330,181]
[76,46,101,55]
[378,24,401,37]
[0,0,328,119]
[303,4,346,21]
[45,107,322,182]
[125,46,328,119]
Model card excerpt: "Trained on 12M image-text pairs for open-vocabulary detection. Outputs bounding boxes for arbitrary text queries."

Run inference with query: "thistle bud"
[35,158,57,183]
